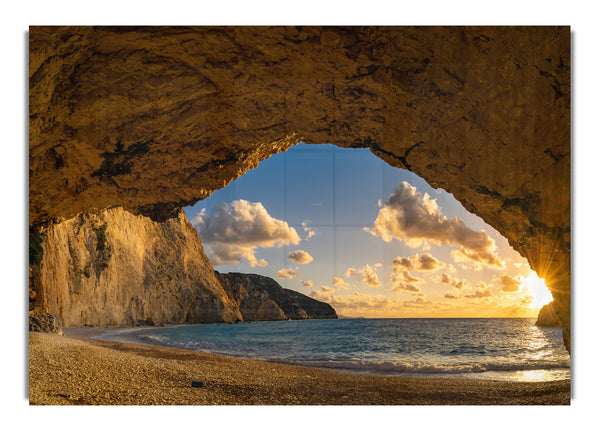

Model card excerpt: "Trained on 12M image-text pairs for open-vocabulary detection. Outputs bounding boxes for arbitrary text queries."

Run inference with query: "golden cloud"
[193,200,300,267]
[499,273,521,292]
[345,264,382,287]
[365,182,504,269]
[275,268,301,279]
[392,252,446,272]
[287,250,314,264]
[332,277,350,289]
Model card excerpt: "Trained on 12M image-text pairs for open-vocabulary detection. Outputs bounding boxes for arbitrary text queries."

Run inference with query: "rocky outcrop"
[29,27,570,349]
[282,288,341,320]
[252,300,288,321]
[29,311,63,335]
[536,301,561,327]
[216,272,338,321]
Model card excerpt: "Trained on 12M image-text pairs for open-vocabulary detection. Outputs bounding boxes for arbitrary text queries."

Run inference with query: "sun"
[521,272,553,309]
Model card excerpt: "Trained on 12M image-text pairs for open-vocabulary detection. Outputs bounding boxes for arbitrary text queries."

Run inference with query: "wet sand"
[28,330,570,405]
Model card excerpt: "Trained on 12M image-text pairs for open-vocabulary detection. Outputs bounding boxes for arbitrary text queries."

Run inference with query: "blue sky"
[185,142,549,317]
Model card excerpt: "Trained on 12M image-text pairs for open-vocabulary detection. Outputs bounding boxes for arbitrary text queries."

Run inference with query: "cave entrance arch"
[28,26,570,350]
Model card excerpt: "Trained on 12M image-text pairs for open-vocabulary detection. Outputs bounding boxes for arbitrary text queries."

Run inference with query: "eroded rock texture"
[29,26,570,348]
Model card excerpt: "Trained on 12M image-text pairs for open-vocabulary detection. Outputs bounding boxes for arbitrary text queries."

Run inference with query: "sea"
[94,318,571,382]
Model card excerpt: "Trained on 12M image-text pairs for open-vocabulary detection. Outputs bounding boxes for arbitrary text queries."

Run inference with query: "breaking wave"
[95,318,570,382]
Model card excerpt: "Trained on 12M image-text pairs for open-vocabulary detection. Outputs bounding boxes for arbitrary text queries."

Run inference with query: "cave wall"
[28,26,570,349]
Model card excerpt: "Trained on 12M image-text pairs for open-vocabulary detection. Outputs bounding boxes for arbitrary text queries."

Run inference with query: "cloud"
[365,182,504,269]
[450,248,500,271]
[391,260,424,294]
[395,270,423,284]
[499,273,521,292]
[464,289,493,299]
[402,297,435,309]
[453,280,466,289]
[301,221,316,240]
[309,291,392,311]
[520,296,533,306]
[345,264,382,287]
[275,268,301,279]
[332,277,350,289]
[438,272,467,289]
[193,200,300,267]
[392,253,445,272]
[444,282,491,301]
[309,291,449,317]
[299,280,313,287]
[392,279,422,294]
[360,265,382,287]
[439,272,457,285]
[287,250,314,264]
[345,265,382,287]
[319,285,335,293]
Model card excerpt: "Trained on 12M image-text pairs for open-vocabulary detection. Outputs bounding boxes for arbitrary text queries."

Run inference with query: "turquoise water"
[95,318,570,382]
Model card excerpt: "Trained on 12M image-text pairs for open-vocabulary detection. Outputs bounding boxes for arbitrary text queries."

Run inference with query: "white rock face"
[36,207,241,326]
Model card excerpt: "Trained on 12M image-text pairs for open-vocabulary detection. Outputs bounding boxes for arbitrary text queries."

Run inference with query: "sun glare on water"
[522,272,553,309]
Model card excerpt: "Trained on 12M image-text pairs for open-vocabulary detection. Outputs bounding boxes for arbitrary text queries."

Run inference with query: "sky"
[185,142,553,318]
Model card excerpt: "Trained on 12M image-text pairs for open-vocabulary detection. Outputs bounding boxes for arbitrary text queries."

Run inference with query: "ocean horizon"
[94,317,570,383]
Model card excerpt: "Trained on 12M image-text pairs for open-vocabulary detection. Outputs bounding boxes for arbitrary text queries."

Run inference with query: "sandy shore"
[28,330,570,405]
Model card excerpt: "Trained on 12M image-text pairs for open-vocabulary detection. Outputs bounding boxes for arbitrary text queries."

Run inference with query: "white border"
[4,1,597,429]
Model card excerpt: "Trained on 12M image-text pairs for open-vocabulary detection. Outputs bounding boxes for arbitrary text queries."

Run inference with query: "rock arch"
[29,26,570,349]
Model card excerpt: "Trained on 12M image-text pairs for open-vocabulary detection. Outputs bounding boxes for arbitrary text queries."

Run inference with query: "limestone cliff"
[28,26,570,349]
[30,207,242,326]
[216,272,338,321]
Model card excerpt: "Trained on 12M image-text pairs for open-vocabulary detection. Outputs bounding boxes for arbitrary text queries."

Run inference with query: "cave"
[28,26,570,349]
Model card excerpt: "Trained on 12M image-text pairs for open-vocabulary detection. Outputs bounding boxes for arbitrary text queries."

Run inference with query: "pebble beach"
[28,330,570,405]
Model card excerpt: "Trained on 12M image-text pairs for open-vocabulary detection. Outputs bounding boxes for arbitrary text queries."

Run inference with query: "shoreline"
[76,325,571,383]
[29,328,571,405]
